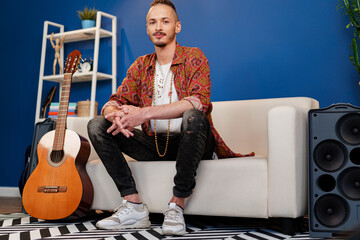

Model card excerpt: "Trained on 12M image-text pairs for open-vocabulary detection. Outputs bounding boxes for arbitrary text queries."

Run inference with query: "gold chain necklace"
[152,65,174,157]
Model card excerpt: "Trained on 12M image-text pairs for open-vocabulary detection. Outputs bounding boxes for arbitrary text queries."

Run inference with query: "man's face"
[146,4,181,48]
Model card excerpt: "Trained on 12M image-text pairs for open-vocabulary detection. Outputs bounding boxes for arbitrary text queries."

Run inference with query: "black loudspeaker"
[308,103,360,238]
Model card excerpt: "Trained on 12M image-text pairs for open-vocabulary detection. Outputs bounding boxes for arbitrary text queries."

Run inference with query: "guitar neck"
[53,73,72,151]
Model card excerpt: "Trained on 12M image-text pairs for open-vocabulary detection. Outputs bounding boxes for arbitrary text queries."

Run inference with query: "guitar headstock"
[64,49,82,75]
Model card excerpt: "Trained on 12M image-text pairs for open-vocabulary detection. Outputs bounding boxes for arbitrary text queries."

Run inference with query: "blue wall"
[0,0,358,188]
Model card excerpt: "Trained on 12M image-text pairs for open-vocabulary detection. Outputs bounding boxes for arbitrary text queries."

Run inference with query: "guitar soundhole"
[50,150,64,163]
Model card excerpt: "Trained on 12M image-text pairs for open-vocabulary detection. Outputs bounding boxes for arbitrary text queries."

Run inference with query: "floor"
[0,198,317,240]
[0,197,346,239]
[0,197,22,214]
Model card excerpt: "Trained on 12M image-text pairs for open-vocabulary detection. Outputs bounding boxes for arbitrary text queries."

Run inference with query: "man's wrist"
[103,106,118,116]
[142,107,152,122]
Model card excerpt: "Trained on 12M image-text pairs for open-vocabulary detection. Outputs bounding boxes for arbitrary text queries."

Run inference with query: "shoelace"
[114,203,132,216]
[163,208,181,221]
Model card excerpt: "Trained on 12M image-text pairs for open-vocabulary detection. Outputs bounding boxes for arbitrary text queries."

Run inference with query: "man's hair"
[150,0,179,21]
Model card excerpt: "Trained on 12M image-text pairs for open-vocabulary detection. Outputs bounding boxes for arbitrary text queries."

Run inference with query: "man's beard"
[154,41,167,47]
[151,31,176,47]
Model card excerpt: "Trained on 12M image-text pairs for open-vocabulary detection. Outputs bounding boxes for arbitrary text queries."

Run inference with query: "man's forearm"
[102,100,194,135]
[142,100,193,122]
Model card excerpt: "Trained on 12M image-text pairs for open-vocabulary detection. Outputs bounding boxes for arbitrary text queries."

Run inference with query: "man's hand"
[104,107,134,138]
[118,105,148,131]
[103,100,192,138]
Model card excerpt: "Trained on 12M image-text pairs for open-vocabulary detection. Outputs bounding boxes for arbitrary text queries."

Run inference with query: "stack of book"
[48,102,77,118]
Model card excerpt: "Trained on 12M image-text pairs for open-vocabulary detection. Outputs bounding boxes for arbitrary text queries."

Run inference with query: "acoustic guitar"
[22,50,94,220]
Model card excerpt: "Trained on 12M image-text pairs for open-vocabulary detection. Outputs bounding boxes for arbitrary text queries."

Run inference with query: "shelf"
[36,116,93,124]
[35,12,117,124]
[48,27,113,43]
[43,72,113,83]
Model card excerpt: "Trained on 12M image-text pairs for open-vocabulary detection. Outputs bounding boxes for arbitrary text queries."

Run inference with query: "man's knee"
[87,116,108,137]
[182,109,209,132]
[183,109,205,120]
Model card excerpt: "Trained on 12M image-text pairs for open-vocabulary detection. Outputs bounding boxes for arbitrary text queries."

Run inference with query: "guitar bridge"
[38,186,67,193]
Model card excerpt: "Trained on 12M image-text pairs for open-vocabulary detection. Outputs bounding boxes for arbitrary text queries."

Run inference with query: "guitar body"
[22,129,94,220]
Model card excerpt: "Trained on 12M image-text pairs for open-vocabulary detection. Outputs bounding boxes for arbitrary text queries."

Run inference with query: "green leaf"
[350,38,360,74]
[77,6,98,20]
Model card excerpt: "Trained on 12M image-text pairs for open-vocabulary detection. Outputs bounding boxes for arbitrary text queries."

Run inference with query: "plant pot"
[81,20,95,29]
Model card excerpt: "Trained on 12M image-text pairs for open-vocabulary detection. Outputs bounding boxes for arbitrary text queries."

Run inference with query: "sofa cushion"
[86,156,268,218]
[211,97,318,156]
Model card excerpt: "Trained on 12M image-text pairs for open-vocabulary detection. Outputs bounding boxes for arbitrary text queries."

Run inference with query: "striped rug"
[0,213,325,240]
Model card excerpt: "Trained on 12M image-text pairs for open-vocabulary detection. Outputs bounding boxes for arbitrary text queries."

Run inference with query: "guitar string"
[53,82,68,188]
[51,75,70,189]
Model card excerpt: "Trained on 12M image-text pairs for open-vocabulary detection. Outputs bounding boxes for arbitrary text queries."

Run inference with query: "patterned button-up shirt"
[102,43,254,158]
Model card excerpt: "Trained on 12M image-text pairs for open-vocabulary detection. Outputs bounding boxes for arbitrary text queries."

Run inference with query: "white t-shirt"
[149,61,182,134]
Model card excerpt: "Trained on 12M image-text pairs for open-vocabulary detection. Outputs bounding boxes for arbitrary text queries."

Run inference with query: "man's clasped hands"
[105,105,147,138]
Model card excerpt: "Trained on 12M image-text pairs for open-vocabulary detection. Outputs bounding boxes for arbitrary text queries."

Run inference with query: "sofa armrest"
[267,106,309,218]
[66,117,99,161]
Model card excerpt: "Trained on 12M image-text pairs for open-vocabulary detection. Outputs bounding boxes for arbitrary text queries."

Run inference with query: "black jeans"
[87,109,215,198]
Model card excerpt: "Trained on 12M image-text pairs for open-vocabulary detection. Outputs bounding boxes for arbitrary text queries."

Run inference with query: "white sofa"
[67,97,319,220]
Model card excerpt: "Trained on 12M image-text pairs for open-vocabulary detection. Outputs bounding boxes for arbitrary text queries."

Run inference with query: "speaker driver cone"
[339,167,360,200]
[313,140,347,172]
[314,194,349,228]
[338,113,360,145]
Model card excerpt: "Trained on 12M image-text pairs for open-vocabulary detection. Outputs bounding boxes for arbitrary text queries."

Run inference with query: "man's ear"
[175,21,181,34]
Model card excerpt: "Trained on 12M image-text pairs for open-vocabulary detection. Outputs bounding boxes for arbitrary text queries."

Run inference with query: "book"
[48,102,78,118]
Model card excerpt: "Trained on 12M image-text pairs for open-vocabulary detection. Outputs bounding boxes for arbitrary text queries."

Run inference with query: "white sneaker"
[161,203,186,235]
[96,200,151,230]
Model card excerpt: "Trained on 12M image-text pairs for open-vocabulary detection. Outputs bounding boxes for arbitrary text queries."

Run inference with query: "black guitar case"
[19,118,56,195]
[19,86,58,195]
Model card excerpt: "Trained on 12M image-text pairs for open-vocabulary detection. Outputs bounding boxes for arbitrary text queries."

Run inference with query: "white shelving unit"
[35,11,117,123]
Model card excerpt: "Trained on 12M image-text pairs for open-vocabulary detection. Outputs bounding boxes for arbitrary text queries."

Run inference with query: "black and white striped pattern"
[0,214,322,240]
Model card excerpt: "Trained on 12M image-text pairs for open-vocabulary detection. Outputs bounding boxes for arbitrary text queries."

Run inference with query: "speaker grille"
[350,148,360,165]
[337,113,360,145]
[314,194,349,228]
[317,174,336,192]
[313,140,347,172]
[338,167,360,200]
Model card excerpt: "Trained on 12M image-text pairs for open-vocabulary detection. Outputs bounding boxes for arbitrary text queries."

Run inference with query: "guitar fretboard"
[53,73,72,151]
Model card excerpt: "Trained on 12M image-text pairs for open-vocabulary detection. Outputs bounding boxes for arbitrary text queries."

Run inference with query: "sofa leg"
[268,217,306,235]
[279,218,297,235]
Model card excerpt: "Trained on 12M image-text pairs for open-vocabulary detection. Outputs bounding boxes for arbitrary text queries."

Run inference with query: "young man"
[87,0,252,236]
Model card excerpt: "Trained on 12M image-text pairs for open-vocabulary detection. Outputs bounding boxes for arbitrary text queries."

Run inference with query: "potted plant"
[338,0,360,84]
[77,7,98,29]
